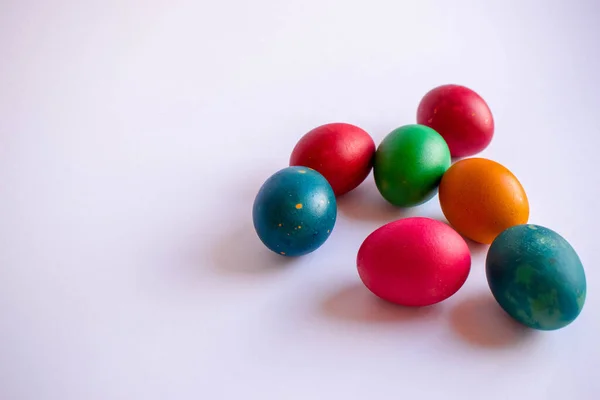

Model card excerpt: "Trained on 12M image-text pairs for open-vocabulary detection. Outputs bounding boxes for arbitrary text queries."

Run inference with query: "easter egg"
[357,217,471,306]
[252,166,336,257]
[290,122,376,196]
[373,124,451,207]
[439,158,529,244]
[486,224,586,330]
[417,84,494,157]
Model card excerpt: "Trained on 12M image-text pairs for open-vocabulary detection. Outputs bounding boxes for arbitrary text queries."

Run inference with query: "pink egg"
[357,217,471,306]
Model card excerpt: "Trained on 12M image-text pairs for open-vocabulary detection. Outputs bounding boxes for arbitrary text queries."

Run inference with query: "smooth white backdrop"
[1,1,599,399]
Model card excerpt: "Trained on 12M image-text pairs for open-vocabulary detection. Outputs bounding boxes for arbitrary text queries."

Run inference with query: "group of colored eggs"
[252,84,586,331]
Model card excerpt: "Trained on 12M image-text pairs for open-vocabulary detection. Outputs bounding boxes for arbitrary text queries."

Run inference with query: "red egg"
[357,217,471,307]
[417,84,494,157]
[290,123,375,196]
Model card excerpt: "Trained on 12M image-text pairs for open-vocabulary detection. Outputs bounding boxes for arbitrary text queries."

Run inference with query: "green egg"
[373,124,451,207]
[486,224,586,330]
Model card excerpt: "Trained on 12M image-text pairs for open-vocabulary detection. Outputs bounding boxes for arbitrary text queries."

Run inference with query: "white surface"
[1,1,599,399]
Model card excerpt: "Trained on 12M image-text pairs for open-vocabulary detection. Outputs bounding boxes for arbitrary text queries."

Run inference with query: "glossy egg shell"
[289,122,375,196]
[417,84,494,157]
[252,166,336,257]
[486,224,586,330]
[439,158,529,244]
[373,124,451,207]
[357,217,471,307]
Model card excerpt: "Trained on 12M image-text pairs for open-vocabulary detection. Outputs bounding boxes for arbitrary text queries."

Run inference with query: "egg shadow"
[206,165,305,276]
[450,292,536,348]
[320,282,442,323]
[465,238,489,257]
[210,224,299,276]
[337,177,408,224]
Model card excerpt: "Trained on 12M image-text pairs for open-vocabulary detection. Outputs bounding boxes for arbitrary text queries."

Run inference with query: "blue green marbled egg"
[252,166,336,257]
[486,224,586,330]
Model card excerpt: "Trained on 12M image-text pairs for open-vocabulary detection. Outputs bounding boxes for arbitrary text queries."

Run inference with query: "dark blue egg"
[486,224,586,330]
[252,166,336,257]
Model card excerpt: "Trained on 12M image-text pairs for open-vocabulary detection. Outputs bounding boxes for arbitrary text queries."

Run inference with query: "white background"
[1,1,599,399]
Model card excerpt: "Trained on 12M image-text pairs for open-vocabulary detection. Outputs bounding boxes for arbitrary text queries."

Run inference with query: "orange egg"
[439,158,529,244]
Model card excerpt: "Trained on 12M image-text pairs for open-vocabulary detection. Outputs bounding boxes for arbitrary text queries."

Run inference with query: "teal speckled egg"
[252,166,336,257]
[486,224,586,330]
